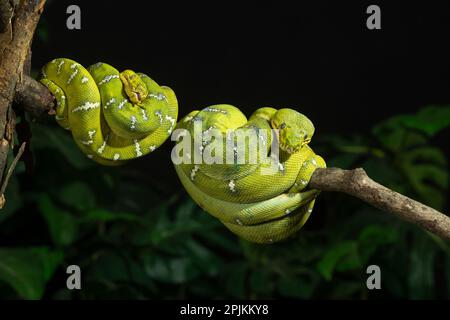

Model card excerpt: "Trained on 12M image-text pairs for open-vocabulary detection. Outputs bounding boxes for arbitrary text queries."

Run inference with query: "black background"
[31,0,450,183]
[32,0,450,135]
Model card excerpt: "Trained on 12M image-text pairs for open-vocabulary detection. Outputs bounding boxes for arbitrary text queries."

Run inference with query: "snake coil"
[173,105,326,243]
[40,58,178,165]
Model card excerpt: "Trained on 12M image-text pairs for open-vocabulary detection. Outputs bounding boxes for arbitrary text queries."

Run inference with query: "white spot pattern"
[149,145,156,152]
[72,101,100,113]
[148,93,166,101]
[57,60,65,74]
[104,98,116,109]
[130,116,137,130]
[155,110,163,124]
[97,141,106,154]
[165,115,176,134]
[98,74,119,86]
[134,140,142,157]
[190,165,200,181]
[67,67,78,84]
[141,109,148,121]
[229,180,236,192]
[81,76,89,83]
[113,154,120,161]
[118,99,128,109]
[204,107,227,114]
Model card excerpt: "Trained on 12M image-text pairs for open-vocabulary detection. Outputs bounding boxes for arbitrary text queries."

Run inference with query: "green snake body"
[40,58,325,244]
[173,105,326,243]
[40,58,178,165]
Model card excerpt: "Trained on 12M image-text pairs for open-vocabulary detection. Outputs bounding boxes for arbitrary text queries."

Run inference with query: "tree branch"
[0,0,46,204]
[310,167,450,242]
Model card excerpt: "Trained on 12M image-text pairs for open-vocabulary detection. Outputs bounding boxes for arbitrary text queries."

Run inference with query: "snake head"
[119,70,148,105]
[271,108,315,154]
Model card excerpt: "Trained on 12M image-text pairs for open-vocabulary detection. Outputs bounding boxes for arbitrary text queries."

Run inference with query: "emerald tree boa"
[40,59,325,243]
[40,58,178,165]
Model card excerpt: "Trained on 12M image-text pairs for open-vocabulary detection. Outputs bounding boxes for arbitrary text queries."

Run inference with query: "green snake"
[173,105,326,243]
[40,58,178,165]
[40,58,325,243]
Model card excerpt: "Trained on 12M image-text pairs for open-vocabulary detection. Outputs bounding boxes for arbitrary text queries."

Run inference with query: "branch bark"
[310,167,450,242]
[0,0,46,205]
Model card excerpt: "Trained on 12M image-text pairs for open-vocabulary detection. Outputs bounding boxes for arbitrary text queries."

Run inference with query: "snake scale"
[40,58,178,165]
[173,105,326,243]
[40,58,325,243]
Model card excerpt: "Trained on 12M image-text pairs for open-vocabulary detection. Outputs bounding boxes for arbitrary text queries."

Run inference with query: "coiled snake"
[40,59,325,243]
[173,105,326,243]
[40,58,178,165]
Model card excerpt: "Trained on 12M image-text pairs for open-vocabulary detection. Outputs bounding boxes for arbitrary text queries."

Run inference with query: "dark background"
[0,0,448,300]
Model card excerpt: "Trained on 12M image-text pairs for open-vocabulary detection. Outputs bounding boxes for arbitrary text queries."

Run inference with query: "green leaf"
[37,194,78,246]
[223,262,247,299]
[358,225,398,263]
[316,241,361,280]
[30,123,93,169]
[0,247,63,299]
[58,181,96,211]
[142,254,200,284]
[408,235,438,299]
[277,273,317,299]
[401,105,450,136]
[81,209,141,223]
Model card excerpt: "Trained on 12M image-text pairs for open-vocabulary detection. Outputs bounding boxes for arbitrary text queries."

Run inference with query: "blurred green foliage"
[0,106,448,299]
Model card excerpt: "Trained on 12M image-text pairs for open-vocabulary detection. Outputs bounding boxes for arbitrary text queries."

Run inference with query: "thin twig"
[0,141,25,208]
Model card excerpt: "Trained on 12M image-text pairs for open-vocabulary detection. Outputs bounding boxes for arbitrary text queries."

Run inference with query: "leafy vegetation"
[0,106,448,299]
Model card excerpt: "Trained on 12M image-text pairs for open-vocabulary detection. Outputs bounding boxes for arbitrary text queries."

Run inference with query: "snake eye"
[280,123,286,129]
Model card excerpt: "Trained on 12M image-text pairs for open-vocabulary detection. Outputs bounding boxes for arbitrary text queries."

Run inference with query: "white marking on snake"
[97,141,106,154]
[149,145,156,152]
[105,98,116,109]
[57,60,65,74]
[98,74,119,86]
[51,59,57,64]
[87,155,93,159]
[67,64,79,84]
[190,165,200,181]
[183,115,194,122]
[134,140,142,156]
[113,154,120,161]
[80,139,93,145]
[301,179,308,185]
[88,130,96,139]
[141,109,148,121]
[55,116,64,121]
[118,99,128,109]
[81,76,89,84]
[285,209,291,214]
[229,180,236,192]
[204,107,227,114]
[278,162,285,172]
[72,101,100,113]
[67,69,78,84]
[311,158,317,166]
[130,116,137,130]
[148,93,166,101]
[235,218,243,225]
[308,208,313,213]
[61,95,66,100]
[155,110,163,124]
[91,62,103,69]
[165,115,176,133]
